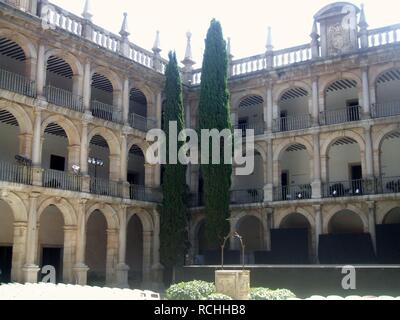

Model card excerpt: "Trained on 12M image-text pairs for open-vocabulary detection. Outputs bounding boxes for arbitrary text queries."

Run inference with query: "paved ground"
[0,283,160,300]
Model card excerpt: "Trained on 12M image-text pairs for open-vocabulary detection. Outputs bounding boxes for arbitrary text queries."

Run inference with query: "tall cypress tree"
[198,19,232,246]
[159,52,187,275]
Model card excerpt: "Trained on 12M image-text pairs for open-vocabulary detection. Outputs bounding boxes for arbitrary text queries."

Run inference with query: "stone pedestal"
[23,264,40,283]
[215,270,250,300]
[73,263,89,286]
[115,263,130,288]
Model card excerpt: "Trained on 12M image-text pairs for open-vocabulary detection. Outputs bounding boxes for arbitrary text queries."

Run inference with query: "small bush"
[166,281,216,300]
[250,288,296,300]
[205,293,233,300]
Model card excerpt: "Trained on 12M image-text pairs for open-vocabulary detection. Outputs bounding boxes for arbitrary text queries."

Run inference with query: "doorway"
[350,164,363,195]
[280,110,288,131]
[50,155,66,172]
[346,99,360,122]
[41,247,63,283]
[0,246,12,284]
[281,171,289,200]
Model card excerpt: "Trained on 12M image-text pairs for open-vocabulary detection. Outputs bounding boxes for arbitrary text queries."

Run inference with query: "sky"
[51,0,400,67]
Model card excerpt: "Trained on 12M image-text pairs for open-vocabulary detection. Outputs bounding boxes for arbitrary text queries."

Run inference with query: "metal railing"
[129,113,157,132]
[320,105,361,125]
[273,184,312,201]
[0,68,36,97]
[129,185,162,203]
[45,86,84,112]
[322,179,375,198]
[90,177,122,198]
[235,121,265,136]
[272,114,311,132]
[376,176,400,194]
[0,161,32,185]
[42,169,82,192]
[91,100,123,124]
[230,189,264,204]
[371,101,400,118]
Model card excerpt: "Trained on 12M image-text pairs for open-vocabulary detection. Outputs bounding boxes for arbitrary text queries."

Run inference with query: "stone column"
[264,140,274,202]
[156,91,162,129]
[229,216,239,250]
[109,154,121,181]
[72,74,83,97]
[312,77,319,126]
[368,201,377,255]
[23,193,41,283]
[122,78,130,124]
[80,122,89,175]
[265,208,273,251]
[312,134,322,199]
[362,67,371,118]
[18,133,33,159]
[120,134,128,182]
[314,205,322,263]
[36,43,46,97]
[145,164,155,187]
[32,108,42,167]
[266,85,273,132]
[63,226,77,284]
[11,222,27,283]
[83,60,91,112]
[116,206,129,288]
[142,231,153,284]
[364,125,374,178]
[106,228,119,286]
[151,210,163,285]
[67,145,80,172]
[73,200,89,285]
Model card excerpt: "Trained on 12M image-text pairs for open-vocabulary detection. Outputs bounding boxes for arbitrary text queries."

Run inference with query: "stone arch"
[275,81,312,103]
[231,90,266,110]
[275,208,315,229]
[374,124,400,151]
[88,127,121,157]
[127,138,149,160]
[37,197,77,226]
[0,101,33,135]
[91,65,122,92]
[0,28,37,61]
[0,191,27,222]
[371,65,400,88]
[235,214,264,251]
[127,208,154,233]
[382,207,400,225]
[323,205,368,234]
[320,72,362,94]
[86,204,119,230]
[321,130,365,159]
[44,49,84,77]
[129,84,154,106]
[41,115,81,146]
[376,203,400,225]
[274,137,313,162]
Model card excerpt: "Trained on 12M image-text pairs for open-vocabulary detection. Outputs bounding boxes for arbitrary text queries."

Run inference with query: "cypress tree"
[159,52,187,275]
[198,19,232,246]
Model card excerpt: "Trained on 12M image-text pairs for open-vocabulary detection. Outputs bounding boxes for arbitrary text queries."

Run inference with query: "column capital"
[313,204,322,211]
[366,200,376,210]
[64,225,78,232]
[29,191,41,199]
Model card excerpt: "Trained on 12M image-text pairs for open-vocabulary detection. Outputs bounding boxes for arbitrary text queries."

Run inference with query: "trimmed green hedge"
[166,281,296,300]
[250,288,296,300]
[166,281,216,300]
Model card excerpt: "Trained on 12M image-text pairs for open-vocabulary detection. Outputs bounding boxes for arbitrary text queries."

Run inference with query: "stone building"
[0,0,399,288]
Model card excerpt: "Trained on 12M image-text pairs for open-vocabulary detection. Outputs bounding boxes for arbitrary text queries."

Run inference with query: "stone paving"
[0,283,160,300]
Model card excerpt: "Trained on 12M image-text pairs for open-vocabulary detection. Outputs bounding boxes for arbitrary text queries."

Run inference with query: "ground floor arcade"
[0,190,162,288]
[190,200,400,265]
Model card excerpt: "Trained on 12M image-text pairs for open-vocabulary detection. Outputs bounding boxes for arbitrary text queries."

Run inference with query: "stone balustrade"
[366,24,400,48]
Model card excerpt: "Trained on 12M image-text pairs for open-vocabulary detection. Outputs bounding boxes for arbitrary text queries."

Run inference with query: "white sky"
[51,0,400,67]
